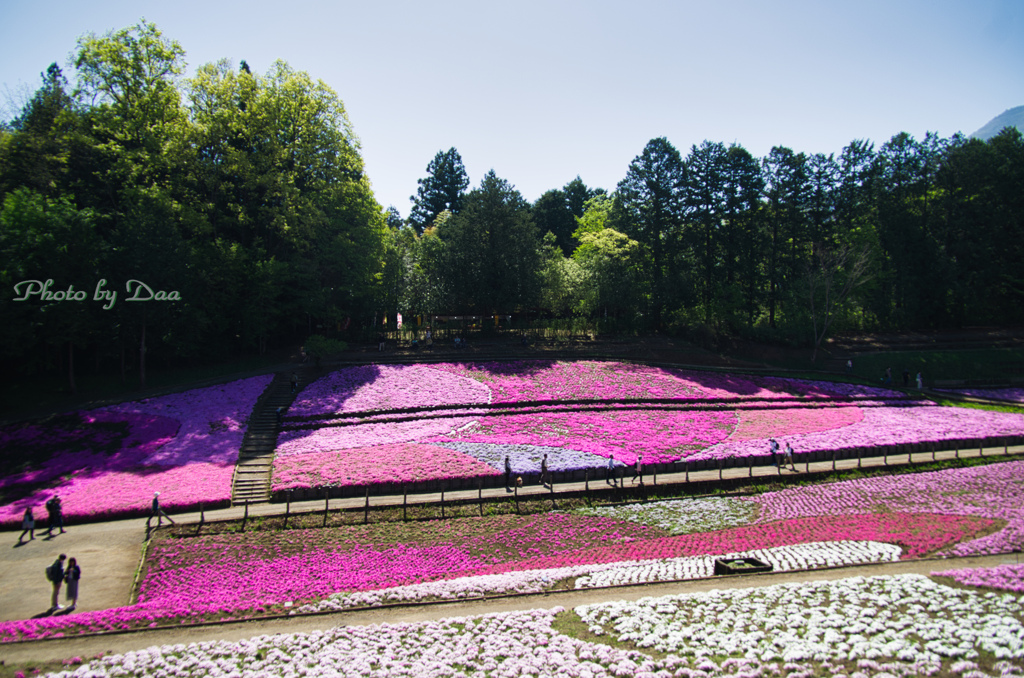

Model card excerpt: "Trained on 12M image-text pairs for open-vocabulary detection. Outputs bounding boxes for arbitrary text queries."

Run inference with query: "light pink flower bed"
[935,562,1024,592]
[273,443,501,491]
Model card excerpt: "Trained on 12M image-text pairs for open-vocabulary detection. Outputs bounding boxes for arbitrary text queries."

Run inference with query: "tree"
[573,227,645,322]
[720,143,765,327]
[409,147,469,233]
[436,170,540,313]
[1,64,77,198]
[74,20,186,149]
[532,189,577,255]
[614,137,686,327]
[806,244,872,362]
[683,141,729,323]
[762,146,809,328]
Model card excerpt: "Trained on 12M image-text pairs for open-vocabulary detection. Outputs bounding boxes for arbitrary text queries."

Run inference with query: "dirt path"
[2,553,1017,664]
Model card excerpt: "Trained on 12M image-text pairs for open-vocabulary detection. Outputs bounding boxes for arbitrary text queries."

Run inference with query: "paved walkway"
[2,553,1019,664]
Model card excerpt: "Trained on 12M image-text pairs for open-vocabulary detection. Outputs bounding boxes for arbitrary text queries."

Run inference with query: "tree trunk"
[68,341,76,395]
[139,320,147,388]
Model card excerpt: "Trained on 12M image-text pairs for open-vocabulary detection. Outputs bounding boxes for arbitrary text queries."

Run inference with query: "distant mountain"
[971,105,1024,141]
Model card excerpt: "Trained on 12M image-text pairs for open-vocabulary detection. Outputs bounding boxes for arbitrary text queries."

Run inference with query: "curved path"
[2,553,1017,664]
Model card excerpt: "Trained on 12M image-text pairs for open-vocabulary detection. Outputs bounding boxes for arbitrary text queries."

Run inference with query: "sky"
[1,0,1022,217]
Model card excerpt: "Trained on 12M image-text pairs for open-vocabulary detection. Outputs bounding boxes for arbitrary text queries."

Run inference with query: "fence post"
[1006,438,1010,456]
[242,499,249,532]
[441,486,446,519]
[932,443,937,462]
[585,468,589,495]
[719,457,723,481]
[197,504,204,536]
[653,464,657,485]
[955,445,960,460]
[284,493,290,529]
[550,480,556,510]
[514,484,520,514]
[685,461,689,483]
[364,486,370,524]
[323,490,329,528]
[479,479,484,517]
[883,446,888,466]
[403,484,408,522]
[979,442,984,458]
[748,456,753,478]
[832,449,837,473]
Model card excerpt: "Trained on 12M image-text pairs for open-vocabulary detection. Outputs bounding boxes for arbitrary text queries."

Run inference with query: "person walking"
[47,554,66,611]
[63,557,81,610]
[769,439,779,466]
[290,372,299,394]
[18,507,35,543]
[916,372,923,390]
[44,495,65,536]
[504,455,512,491]
[540,454,550,487]
[148,492,175,527]
[631,454,643,485]
[606,454,617,486]
[783,443,797,472]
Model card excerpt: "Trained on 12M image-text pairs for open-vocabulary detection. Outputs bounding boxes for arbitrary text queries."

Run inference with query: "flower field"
[4,459,1018,642]
[38,573,1024,678]
[0,375,272,526]
[272,360,1024,494]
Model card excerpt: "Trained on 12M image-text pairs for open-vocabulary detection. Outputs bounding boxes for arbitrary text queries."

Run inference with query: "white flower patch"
[42,577,1024,677]
[44,608,676,678]
[294,541,899,614]
[575,540,902,588]
[576,574,1024,670]
[574,496,757,534]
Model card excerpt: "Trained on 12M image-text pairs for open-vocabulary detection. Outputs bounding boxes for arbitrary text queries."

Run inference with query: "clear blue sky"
[2,0,1022,217]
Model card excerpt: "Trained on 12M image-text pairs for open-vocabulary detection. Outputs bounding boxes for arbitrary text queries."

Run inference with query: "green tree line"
[391,131,1024,356]
[3,21,1023,391]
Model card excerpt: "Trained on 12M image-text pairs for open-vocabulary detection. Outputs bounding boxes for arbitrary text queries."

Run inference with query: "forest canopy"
[2,20,1023,389]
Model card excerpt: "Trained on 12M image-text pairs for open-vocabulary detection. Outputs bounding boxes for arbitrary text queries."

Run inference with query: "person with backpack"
[47,553,66,610]
[44,495,65,536]
[63,557,81,610]
[539,454,550,487]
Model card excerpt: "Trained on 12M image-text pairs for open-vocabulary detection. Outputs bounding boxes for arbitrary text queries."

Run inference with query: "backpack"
[45,563,60,583]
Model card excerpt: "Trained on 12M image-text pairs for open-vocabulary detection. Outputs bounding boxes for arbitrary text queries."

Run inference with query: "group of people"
[605,453,644,487]
[769,438,798,471]
[45,553,81,612]
[19,494,66,544]
[502,452,646,491]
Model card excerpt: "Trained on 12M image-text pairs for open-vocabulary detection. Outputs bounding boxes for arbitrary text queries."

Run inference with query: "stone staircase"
[231,368,317,505]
